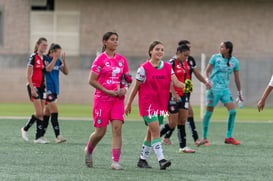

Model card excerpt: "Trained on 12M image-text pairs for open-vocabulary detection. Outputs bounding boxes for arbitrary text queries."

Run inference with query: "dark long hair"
[148,41,163,57]
[34,37,47,53]
[223,41,233,66]
[47,43,62,55]
[102,32,119,52]
[178,40,190,46]
[177,45,190,54]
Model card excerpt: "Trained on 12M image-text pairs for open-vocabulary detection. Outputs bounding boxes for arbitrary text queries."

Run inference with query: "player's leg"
[160,94,178,145]
[161,113,177,145]
[148,117,171,170]
[222,90,240,145]
[85,98,109,168]
[138,127,152,168]
[42,105,50,137]
[33,99,47,143]
[110,99,125,169]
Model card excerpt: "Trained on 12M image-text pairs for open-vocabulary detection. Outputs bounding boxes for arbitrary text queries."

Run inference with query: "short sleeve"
[209,54,216,66]
[268,75,273,87]
[189,56,197,68]
[91,56,103,74]
[27,54,35,67]
[136,66,146,82]
[233,58,239,71]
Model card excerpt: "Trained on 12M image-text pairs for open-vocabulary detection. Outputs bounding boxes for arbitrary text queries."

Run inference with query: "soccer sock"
[164,128,175,139]
[42,115,50,136]
[35,118,44,140]
[177,125,186,148]
[87,142,96,154]
[24,115,36,131]
[51,113,60,137]
[151,138,165,161]
[202,111,212,139]
[112,148,121,162]
[140,140,152,160]
[160,124,171,137]
[187,117,199,141]
[226,109,236,138]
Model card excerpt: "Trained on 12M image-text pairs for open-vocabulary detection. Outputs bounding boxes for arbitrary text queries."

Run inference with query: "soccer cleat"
[21,127,29,141]
[224,137,240,145]
[162,138,174,145]
[137,158,152,168]
[194,138,208,146]
[179,146,195,153]
[56,135,66,143]
[111,162,124,170]
[199,138,210,146]
[159,159,171,170]
[34,137,49,144]
[84,147,93,167]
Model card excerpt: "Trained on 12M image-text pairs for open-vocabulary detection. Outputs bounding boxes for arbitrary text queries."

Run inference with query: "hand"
[107,90,118,97]
[62,52,66,62]
[124,74,132,84]
[125,104,131,116]
[237,90,244,102]
[173,93,180,103]
[31,87,38,98]
[118,88,127,97]
[257,100,265,112]
[205,82,212,89]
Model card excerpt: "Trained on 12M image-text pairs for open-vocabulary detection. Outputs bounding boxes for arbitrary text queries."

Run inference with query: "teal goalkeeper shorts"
[206,88,235,107]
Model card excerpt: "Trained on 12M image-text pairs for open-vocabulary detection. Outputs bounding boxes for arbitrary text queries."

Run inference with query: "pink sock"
[112,148,121,162]
[87,142,96,154]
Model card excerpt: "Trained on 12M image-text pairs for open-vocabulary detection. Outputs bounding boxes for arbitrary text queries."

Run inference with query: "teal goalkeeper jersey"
[209,53,239,89]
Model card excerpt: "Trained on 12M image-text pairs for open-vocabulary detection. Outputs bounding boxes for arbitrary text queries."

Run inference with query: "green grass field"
[1,103,273,180]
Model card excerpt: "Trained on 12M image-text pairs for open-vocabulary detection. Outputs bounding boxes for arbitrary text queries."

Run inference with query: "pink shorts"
[92,96,125,127]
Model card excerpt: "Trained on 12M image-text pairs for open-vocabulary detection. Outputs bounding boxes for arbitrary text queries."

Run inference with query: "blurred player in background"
[200,41,243,145]
[84,32,132,170]
[21,37,48,144]
[161,40,211,147]
[257,75,273,111]
[41,43,69,143]
[125,41,184,170]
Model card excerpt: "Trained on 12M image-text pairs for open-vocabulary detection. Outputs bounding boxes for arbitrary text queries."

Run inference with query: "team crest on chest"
[118,61,123,67]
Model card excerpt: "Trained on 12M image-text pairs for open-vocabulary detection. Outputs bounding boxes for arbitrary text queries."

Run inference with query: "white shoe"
[111,162,124,170]
[34,137,49,144]
[56,135,66,143]
[84,147,93,167]
[179,146,195,153]
[21,127,29,141]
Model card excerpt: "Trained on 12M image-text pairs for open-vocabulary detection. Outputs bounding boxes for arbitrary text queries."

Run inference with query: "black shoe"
[159,159,171,170]
[137,158,152,168]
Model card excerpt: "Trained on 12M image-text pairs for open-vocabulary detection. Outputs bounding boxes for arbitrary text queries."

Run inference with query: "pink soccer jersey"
[138,61,172,117]
[91,52,129,100]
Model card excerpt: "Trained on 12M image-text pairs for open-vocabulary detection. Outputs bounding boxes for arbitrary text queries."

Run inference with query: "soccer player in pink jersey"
[84,32,131,170]
[125,41,184,170]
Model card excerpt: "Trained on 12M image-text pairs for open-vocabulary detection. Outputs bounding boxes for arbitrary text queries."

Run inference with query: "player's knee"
[228,109,236,116]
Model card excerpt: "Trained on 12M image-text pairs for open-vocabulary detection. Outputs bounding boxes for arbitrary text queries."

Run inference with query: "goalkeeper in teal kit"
[200,41,244,146]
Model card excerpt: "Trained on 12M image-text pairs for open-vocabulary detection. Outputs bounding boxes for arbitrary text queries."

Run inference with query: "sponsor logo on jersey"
[112,67,121,76]
[97,118,101,124]
[105,62,110,67]
[96,66,101,72]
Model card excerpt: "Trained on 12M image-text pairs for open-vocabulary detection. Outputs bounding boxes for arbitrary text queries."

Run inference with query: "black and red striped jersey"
[27,53,46,88]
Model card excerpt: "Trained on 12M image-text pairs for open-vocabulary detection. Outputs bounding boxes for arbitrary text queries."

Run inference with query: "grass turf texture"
[1,103,273,121]
[1,118,273,180]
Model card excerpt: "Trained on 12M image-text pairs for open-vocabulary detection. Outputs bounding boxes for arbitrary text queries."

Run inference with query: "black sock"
[51,113,60,137]
[42,115,50,136]
[164,128,175,139]
[160,124,171,137]
[177,125,186,148]
[187,117,199,141]
[24,115,36,131]
[35,118,44,140]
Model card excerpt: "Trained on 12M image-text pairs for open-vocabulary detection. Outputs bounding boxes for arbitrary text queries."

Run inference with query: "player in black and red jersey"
[21,37,49,144]
[161,40,211,147]
[160,45,196,153]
